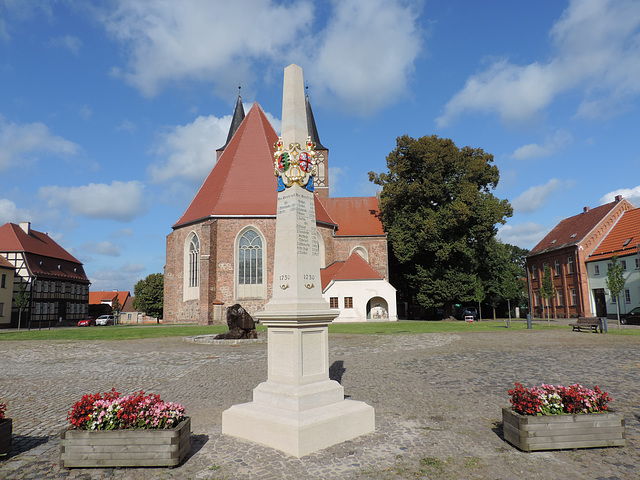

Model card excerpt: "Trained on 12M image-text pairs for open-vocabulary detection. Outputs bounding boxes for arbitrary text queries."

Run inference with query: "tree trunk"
[507,299,511,328]
[18,309,22,331]
[616,296,621,328]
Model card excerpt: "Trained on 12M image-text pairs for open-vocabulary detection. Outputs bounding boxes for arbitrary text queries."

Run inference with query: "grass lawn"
[0,319,636,341]
[0,319,574,341]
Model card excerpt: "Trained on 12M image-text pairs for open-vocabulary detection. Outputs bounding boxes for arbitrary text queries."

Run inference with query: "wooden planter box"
[502,407,626,452]
[0,418,12,455]
[60,417,190,468]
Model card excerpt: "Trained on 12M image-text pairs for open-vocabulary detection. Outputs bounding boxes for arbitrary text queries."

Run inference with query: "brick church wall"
[165,216,389,323]
[332,236,389,280]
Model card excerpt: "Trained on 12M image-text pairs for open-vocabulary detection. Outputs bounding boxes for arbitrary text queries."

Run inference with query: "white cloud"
[149,114,231,184]
[308,0,422,115]
[497,222,551,249]
[79,241,121,257]
[0,198,31,225]
[100,0,314,97]
[116,119,137,134]
[97,0,422,115]
[0,116,80,171]
[511,130,574,160]
[46,35,83,54]
[600,185,640,207]
[437,0,640,127]
[39,181,148,222]
[87,262,147,292]
[511,178,564,213]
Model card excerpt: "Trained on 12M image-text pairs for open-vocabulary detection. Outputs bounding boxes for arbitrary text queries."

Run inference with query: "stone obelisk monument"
[221,64,375,457]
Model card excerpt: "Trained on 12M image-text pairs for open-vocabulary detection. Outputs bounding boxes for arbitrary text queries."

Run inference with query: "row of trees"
[369,134,527,320]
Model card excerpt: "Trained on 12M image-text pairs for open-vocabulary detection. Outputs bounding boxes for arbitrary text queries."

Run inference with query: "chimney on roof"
[19,222,31,234]
[583,206,590,213]
[615,195,622,202]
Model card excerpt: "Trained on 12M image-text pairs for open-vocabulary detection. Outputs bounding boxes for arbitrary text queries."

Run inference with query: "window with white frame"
[570,288,577,306]
[236,227,266,299]
[621,260,627,271]
[531,265,537,280]
[567,256,574,274]
[554,260,560,276]
[611,294,617,304]
[625,289,631,304]
[594,265,600,275]
[557,289,564,306]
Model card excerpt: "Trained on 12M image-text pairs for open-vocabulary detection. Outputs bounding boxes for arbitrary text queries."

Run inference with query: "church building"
[164,88,397,323]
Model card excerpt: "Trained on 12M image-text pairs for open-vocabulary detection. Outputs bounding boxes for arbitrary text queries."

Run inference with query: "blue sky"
[2,0,640,293]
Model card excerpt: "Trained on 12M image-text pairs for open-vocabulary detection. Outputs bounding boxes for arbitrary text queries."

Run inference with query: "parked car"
[620,307,640,325]
[95,315,114,326]
[77,317,95,327]
[457,307,478,321]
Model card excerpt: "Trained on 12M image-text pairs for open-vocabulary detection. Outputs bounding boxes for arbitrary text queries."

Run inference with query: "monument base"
[222,398,375,457]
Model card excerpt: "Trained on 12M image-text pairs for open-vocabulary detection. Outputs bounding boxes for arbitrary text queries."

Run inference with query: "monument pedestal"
[222,395,374,458]
[222,315,375,457]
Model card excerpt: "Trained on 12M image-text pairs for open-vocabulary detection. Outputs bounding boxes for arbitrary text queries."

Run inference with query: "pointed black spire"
[305,89,326,150]
[217,86,246,152]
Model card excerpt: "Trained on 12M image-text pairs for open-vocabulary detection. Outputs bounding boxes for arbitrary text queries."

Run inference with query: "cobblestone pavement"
[1,327,639,479]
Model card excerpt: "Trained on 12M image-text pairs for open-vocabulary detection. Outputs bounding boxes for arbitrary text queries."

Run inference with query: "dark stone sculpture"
[214,304,258,339]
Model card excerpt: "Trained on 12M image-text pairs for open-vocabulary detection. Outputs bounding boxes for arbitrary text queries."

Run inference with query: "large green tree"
[480,239,527,325]
[369,134,512,313]
[133,273,164,321]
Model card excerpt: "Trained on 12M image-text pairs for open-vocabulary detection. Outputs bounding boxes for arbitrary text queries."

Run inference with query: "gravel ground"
[0,325,638,479]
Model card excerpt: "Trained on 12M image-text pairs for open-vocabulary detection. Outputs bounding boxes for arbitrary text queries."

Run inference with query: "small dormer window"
[39,261,43,266]
[570,233,577,238]
[550,239,556,244]
[58,265,61,270]
[623,238,632,247]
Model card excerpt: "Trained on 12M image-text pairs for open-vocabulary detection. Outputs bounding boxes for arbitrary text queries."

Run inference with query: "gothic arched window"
[189,235,200,287]
[183,232,200,301]
[236,227,266,299]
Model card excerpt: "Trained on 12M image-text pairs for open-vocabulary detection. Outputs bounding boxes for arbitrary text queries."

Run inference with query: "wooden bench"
[569,317,601,333]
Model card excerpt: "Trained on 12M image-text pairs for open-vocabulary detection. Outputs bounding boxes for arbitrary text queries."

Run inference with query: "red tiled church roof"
[321,253,384,290]
[589,208,640,261]
[0,222,82,263]
[529,200,622,255]
[319,197,384,236]
[173,103,383,237]
[174,103,279,226]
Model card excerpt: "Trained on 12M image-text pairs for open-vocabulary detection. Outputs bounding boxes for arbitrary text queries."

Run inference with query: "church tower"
[216,88,246,160]
[305,91,329,198]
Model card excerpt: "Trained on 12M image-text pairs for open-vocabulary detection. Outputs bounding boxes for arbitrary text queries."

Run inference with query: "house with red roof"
[525,196,634,318]
[585,207,640,317]
[0,222,90,328]
[321,253,397,322]
[164,91,396,323]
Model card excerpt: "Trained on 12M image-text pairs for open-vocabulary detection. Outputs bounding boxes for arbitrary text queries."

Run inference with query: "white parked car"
[95,315,114,326]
